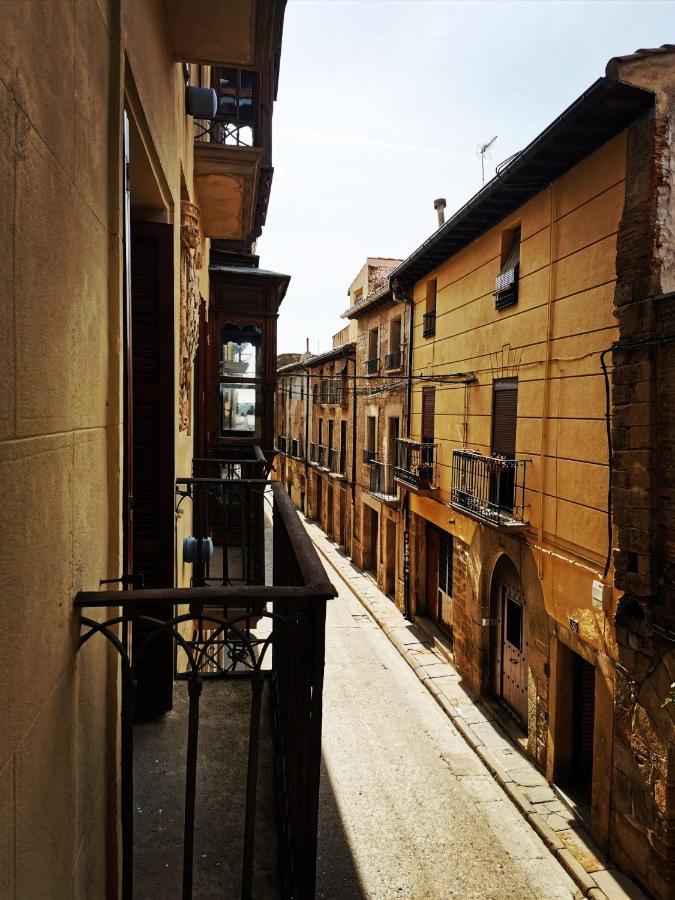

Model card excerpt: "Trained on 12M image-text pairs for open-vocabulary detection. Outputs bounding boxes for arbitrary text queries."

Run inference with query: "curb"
[311,533,610,900]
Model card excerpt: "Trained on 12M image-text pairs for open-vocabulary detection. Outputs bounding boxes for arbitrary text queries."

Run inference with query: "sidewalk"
[303,517,646,900]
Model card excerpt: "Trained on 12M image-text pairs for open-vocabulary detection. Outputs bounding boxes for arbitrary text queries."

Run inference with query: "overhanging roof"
[277,343,356,375]
[390,77,654,287]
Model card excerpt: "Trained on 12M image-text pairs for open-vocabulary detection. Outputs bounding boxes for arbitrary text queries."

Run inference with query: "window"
[494,227,520,310]
[387,318,402,369]
[328,420,334,451]
[423,278,437,337]
[438,531,453,596]
[364,415,376,463]
[353,287,363,304]
[219,383,258,436]
[367,328,379,373]
[492,379,518,458]
[218,322,262,438]
[505,594,523,651]
[422,387,435,443]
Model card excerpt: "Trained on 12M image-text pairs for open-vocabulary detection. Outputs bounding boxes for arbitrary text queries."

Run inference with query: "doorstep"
[303,516,647,900]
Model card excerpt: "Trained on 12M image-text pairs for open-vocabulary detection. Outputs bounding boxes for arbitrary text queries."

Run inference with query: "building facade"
[343,260,408,609]
[389,49,675,898]
[1,3,336,896]
[276,343,357,555]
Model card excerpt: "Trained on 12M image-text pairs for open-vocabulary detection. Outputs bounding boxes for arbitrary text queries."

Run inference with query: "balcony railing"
[451,449,528,527]
[320,379,329,405]
[394,439,438,490]
[309,442,325,467]
[385,349,403,370]
[422,312,436,338]
[365,357,379,375]
[328,446,346,476]
[370,461,397,499]
[75,469,335,899]
[362,448,376,465]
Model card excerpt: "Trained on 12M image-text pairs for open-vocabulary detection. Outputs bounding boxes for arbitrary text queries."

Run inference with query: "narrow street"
[315,565,580,900]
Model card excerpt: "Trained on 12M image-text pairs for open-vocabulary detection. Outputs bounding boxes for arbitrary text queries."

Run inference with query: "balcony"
[369,460,398,501]
[450,449,528,528]
[328,446,346,477]
[275,434,287,454]
[394,439,438,491]
[385,349,403,370]
[309,442,326,467]
[194,66,274,242]
[365,357,379,375]
[362,448,375,465]
[75,468,336,898]
[422,312,436,338]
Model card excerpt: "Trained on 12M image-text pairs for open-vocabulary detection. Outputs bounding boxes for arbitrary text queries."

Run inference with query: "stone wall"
[607,50,675,898]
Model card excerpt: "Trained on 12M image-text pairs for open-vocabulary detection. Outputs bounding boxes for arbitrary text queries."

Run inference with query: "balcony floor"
[134,677,279,899]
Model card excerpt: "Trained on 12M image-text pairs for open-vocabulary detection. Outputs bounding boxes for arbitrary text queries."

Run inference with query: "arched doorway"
[489,554,528,728]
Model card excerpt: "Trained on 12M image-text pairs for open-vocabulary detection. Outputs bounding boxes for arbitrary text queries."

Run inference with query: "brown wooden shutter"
[130,220,175,719]
[492,379,518,458]
[422,387,435,442]
[426,278,437,313]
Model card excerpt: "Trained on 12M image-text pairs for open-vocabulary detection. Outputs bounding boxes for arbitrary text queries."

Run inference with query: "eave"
[390,78,655,288]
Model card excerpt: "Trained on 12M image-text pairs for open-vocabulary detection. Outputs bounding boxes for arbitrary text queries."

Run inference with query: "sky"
[257,0,675,355]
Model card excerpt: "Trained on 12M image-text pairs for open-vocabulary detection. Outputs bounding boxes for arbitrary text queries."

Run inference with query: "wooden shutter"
[426,278,437,313]
[422,387,435,443]
[130,220,175,719]
[492,379,518,458]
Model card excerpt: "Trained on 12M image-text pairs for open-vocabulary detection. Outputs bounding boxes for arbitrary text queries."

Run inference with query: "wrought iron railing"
[362,448,375,465]
[394,439,438,490]
[309,442,325,467]
[74,479,335,900]
[365,357,379,375]
[328,446,346,476]
[451,449,528,526]
[422,311,436,338]
[319,379,329,404]
[369,460,397,498]
[385,349,402,370]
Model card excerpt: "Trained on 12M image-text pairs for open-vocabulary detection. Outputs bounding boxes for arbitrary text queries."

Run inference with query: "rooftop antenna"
[476,135,498,186]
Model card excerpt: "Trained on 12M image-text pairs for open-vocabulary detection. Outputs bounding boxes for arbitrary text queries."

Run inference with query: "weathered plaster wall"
[0,1,210,893]
[409,134,628,653]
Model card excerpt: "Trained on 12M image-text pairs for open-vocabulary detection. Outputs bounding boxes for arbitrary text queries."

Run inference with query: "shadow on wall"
[316,754,367,899]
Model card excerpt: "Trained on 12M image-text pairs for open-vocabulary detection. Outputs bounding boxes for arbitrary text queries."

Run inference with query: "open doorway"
[363,506,379,576]
[384,518,396,599]
[553,643,596,821]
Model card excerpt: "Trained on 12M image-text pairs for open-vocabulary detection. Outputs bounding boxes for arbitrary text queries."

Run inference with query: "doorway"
[385,518,396,599]
[123,110,175,719]
[553,643,596,820]
[315,473,322,524]
[364,506,379,575]
[490,555,528,728]
[339,488,346,549]
[424,524,453,639]
[326,484,334,539]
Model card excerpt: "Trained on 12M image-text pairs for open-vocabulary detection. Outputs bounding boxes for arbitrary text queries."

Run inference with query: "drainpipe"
[350,351,357,511]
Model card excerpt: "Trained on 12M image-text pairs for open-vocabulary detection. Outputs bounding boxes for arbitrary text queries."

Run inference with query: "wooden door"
[499,583,528,725]
[315,473,322,523]
[339,488,346,548]
[326,484,334,538]
[385,518,396,599]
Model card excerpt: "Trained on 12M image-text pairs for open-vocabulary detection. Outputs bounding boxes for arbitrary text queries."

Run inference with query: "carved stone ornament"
[179,201,203,434]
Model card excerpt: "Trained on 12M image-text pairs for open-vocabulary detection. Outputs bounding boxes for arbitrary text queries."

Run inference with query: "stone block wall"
[608,51,675,898]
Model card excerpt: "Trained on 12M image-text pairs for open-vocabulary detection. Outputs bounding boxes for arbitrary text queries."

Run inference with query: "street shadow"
[315,753,367,900]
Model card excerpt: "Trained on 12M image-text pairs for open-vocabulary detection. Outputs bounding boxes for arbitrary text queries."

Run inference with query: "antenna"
[476,135,498,186]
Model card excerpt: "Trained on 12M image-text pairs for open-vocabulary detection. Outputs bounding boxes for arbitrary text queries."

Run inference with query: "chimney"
[434,197,446,227]
[306,337,310,354]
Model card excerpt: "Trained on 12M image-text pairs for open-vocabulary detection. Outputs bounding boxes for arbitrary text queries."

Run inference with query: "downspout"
[304,367,310,515]
[351,351,357,511]
[400,282,415,620]
[538,184,555,580]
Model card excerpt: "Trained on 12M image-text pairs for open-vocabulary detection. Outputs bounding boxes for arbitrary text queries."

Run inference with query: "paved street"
[315,566,580,900]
